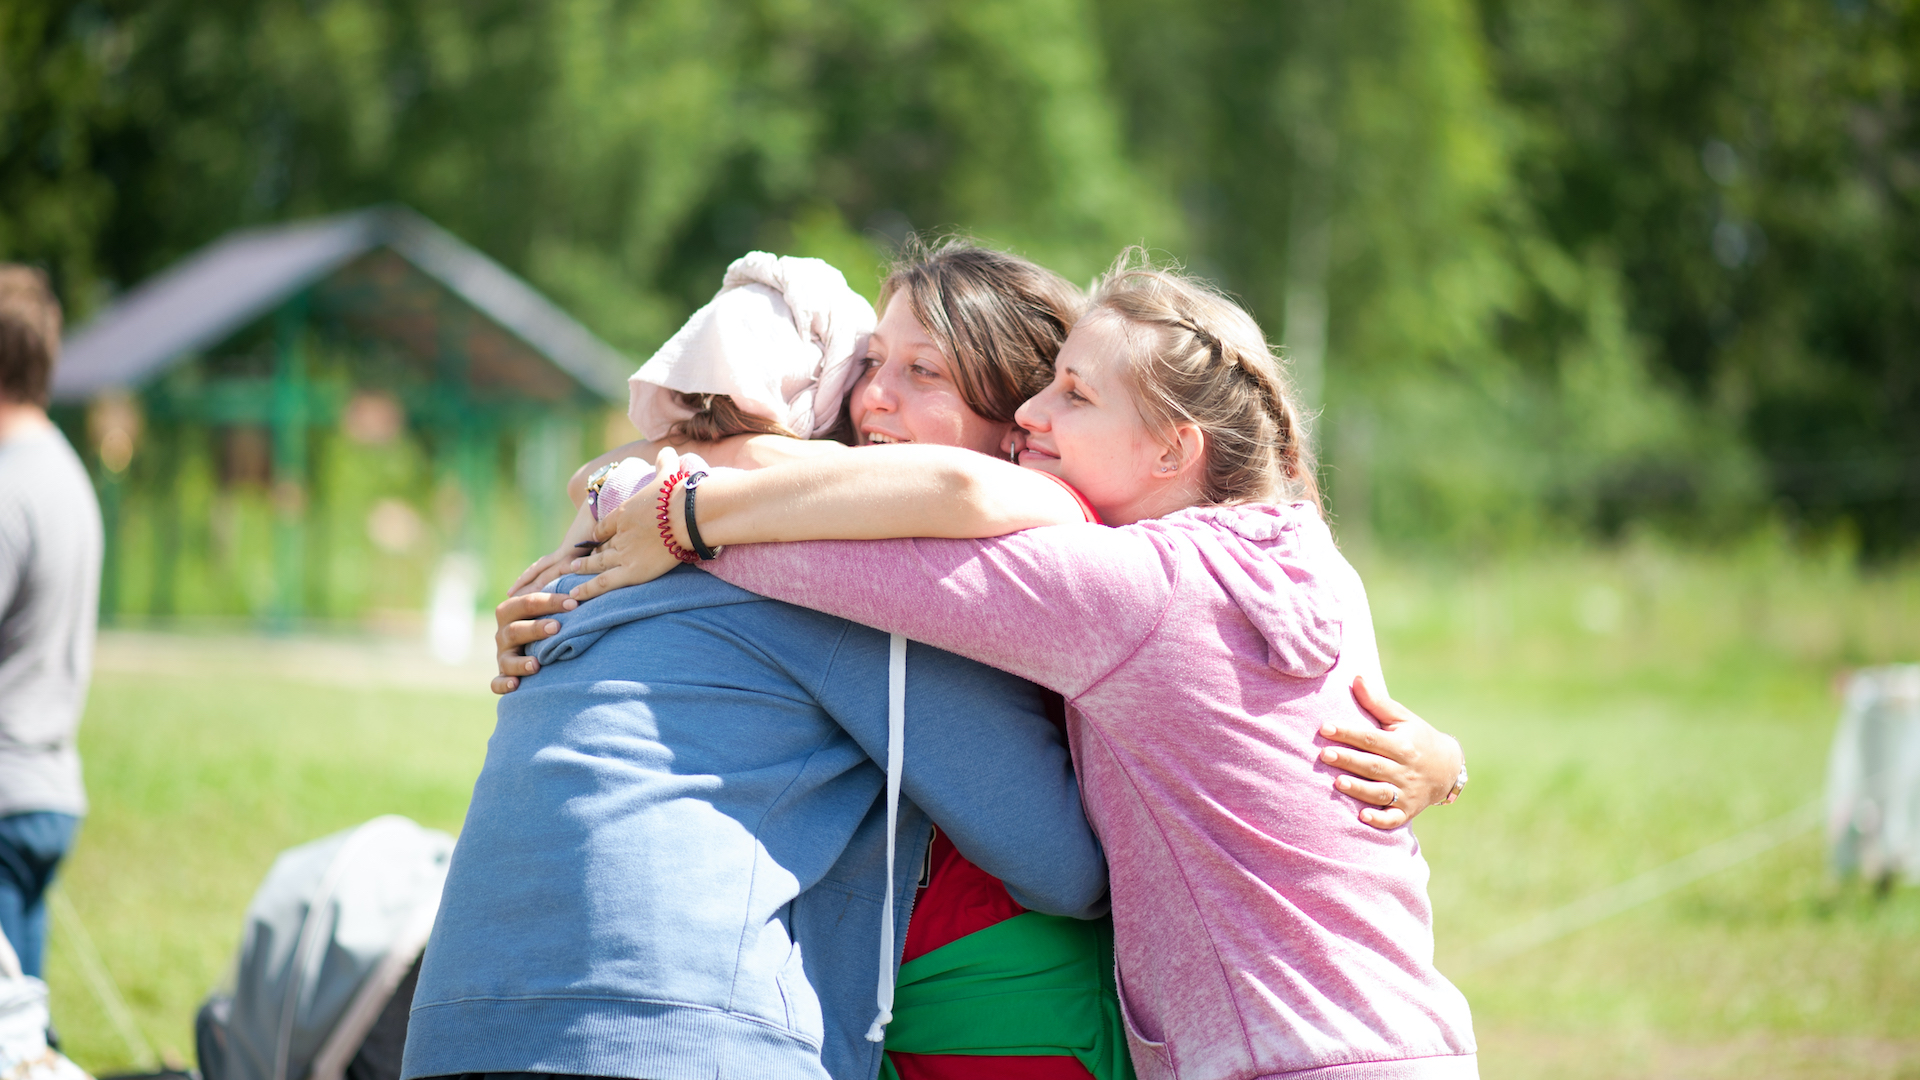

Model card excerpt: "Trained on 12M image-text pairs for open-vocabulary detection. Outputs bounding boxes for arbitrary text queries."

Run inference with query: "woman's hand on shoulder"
[567,446,688,603]
[491,590,577,695]
[1318,676,1465,830]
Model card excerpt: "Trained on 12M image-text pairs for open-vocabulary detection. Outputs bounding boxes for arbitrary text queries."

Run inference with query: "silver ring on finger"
[1385,785,1400,808]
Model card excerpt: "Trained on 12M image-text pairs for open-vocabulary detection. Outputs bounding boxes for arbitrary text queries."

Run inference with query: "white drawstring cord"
[866,632,908,1042]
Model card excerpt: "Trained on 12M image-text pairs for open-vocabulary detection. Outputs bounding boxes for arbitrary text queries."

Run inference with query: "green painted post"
[270,297,309,628]
[148,420,181,618]
[458,413,497,570]
[95,465,121,626]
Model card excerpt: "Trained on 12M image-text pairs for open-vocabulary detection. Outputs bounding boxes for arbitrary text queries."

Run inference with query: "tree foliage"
[4,0,1916,554]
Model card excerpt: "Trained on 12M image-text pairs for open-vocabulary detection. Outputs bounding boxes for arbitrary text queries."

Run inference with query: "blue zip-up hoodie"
[402,568,1109,1080]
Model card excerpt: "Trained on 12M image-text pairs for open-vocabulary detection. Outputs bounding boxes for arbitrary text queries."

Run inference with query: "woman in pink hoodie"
[567,257,1479,1080]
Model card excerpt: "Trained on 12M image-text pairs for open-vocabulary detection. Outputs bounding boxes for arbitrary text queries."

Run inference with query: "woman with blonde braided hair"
[1083,256,1319,511]
[565,250,1479,1080]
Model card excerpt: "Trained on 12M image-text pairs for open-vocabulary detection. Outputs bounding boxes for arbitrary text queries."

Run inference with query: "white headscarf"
[627,252,876,441]
[618,256,908,1047]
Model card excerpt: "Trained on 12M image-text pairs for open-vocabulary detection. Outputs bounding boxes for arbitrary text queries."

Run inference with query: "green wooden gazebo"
[50,205,629,623]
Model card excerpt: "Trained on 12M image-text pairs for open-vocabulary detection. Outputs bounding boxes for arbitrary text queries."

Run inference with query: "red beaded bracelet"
[655,468,699,565]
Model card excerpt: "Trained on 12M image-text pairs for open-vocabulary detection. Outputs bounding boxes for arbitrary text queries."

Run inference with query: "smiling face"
[848,293,1014,457]
[1014,314,1206,525]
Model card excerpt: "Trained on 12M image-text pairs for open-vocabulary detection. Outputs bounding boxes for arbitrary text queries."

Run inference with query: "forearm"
[672,444,1083,548]
[702,530,1160,699]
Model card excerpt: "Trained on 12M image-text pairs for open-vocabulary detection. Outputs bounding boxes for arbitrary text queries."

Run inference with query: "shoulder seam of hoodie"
[1068,527,1186,705]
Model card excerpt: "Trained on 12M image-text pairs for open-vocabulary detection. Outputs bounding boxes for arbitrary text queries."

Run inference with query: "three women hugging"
[399,241,1479,1080]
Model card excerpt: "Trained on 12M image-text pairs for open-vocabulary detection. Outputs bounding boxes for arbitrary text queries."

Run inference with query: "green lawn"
[1374,542,1920,1078]
[43,542,1920,1077]
[46,666,497,1070]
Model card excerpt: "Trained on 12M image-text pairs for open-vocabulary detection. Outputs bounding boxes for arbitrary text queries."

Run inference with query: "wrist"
[671,478,694,553]
[653,469,699,565]
[1442,735,1468,805]
[676,467,751,550]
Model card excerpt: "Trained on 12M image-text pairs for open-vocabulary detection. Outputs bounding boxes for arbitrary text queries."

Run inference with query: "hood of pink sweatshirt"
[1172,505,1344,681]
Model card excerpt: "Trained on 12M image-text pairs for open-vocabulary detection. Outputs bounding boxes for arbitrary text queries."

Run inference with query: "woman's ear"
[1155,424,1206,478]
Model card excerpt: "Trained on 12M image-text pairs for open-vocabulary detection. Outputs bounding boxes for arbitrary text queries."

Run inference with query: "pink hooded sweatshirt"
[704,501,1477,1080]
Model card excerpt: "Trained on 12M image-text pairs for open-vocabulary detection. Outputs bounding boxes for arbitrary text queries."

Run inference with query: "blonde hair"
[1086,252,1319,509]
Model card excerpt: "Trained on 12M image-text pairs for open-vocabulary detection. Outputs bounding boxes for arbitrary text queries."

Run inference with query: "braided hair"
[1086,250,1319,509]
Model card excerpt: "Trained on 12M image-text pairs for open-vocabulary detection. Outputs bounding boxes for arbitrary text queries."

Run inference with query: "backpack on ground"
[195,816,451,1080]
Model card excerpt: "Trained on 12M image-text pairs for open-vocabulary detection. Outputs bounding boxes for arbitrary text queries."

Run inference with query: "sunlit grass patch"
[46,669,495,1070]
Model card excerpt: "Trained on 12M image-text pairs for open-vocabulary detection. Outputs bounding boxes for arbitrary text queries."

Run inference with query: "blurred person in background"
[0,266,101,980]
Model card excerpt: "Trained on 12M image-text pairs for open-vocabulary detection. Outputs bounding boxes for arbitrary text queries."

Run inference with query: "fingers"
[654,445,680,476]
[591,492,643,543]
[1319,745,1407,786]
[491,592,572,691]
[569,546,615,576]
[1319,717,1396,757]
[1351,674,1417,727]
[494,591,575,630]
[497,617,562,654]
[568,564,647,604]
[1335,774,1414,831]
[496,642,539,679]
[1359,806,1410,830]
[495,616,561,686]
[1333,773,1403,809]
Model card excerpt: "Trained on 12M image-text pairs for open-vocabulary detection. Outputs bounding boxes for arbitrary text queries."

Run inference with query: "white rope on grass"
[1457,798,1824,973]
[49,886,159,1070]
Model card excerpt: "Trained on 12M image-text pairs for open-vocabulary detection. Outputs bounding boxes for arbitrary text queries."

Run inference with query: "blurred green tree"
[0,1,120,313]
[38,0,1166,347]
[1095,0,1755,551]
[1480,0,1920,557]
[4,0,1917,555]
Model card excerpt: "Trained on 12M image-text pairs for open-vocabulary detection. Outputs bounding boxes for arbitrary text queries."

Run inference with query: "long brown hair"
[860,237,1084,427]
[697,239,1086,446]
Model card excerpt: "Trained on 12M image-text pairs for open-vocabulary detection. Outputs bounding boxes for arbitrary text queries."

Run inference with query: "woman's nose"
[862,365,898,411]
[1014,395,1047,432]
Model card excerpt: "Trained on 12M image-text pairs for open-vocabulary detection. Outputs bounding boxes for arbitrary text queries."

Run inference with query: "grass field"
[41,541,1920,1078]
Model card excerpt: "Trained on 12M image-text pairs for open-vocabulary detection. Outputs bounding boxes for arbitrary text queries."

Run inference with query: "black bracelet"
[682,471,722,561]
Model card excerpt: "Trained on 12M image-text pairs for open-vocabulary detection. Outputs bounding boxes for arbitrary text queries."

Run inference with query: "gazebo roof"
[51,205,630,404]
